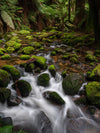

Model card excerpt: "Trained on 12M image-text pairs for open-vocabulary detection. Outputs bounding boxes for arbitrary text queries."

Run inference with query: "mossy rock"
[26,35,33,40]
[85,51,96,62]
[85,81,100,108]
[31,55,47,69]
[18,30,30,35]
[25,63,35,72]
[20,55,30,60]
[62,73,84,95]
[43,91,65,105]
[70,57,79,64]
[1,54,11,60]
[2,65,20,81]
[87,65,100,81]
[34,42,41,48]
[61,70,67,78]
[6,47,15,53]
[37,73,50,87]
[48,65,56,77]
[0,88,11,103]
[0,69,10,87]
[51,51,56,56]
[12,80,32,97]
[0,48,6,55]
[22,46,34,54]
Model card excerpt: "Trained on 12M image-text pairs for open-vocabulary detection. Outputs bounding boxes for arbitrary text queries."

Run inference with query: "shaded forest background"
[0,0,100,47]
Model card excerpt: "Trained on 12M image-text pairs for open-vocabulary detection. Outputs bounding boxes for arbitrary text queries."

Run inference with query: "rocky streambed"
[0,29,100,133]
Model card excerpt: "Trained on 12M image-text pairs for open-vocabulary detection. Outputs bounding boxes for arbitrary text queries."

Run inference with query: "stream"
[0,53,100,133]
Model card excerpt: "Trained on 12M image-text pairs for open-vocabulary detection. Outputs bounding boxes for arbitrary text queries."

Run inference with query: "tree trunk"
[68,0,71,21]
[74,0,85,26]
[88,0,100,48]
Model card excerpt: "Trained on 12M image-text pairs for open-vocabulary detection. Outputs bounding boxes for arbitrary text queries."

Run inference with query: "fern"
[1,10,15,29]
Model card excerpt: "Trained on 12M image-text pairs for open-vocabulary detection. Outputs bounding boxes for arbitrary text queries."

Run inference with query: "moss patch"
[1,54,11,60]
[2,65,20,81]
[48,65,56,77]
[20,55,30,60]
[22,46,34,54]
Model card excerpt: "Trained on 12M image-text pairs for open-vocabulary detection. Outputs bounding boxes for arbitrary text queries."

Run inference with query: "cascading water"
[0,69,100,133]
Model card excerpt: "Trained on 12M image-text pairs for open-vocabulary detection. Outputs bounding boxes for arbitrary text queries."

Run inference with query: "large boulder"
[0,69,10,87]
[0,88,11,103]
[85,81,100,108]
[12,80,32,97]
[2,65,20,81]
[43,91,65,105]
[37,73,50,87]
[87,64,100,82]
[62,73,84,95]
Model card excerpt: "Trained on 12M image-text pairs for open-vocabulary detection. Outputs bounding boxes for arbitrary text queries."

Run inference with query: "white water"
[0,70,99,133]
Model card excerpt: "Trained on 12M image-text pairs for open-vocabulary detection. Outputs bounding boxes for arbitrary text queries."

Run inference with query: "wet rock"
[1,117,13,126]
[0,88,11,103]
[74,96,87,105]
[48,65,56,77]
[62,73,84,95]
[61,70,67,78]
[2,65,20,82]
[43,91,65,105]
[36,111,53,133]
[0,69,10,87]
[85,81,100,108]
[12,80,32,97]
[37,73,50,87]
[25,63,35,72]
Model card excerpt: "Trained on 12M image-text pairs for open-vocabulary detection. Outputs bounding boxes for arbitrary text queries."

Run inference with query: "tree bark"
[68,0,71,21]
[74,0,85,25]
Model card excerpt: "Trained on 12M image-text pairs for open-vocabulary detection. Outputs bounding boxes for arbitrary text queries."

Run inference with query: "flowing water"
[0,53,100,133]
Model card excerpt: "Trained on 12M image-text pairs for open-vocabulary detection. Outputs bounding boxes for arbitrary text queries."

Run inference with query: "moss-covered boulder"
[1,54,11,60]
[22,46,34,54]
[37,73,50,87]
[48,65,56,77]
[18,30,30,35]
[85,82,100,108]
[74,96,87,105]
[20,55,30,60]
[33,42,41,48]
[25,63,35,72]
[62,73,84,95]
[6,47,15,53]
[43,91,65,105]
[0,69,10,87]
[31,55,47,69]
[87,65,100,81]
[0,88,11,103]
[12,80,32,97]
[2,65,20,81]
[85,51,96,62]
[51,51,56,56]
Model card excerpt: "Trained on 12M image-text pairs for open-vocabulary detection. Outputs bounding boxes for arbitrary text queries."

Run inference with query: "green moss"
[12,80,32,97]
[7,47,15,53]
[20,55,30,60]
[70,57,79,64]
[43,91,65,105]
[62,53,70,59]
[89,65,100,81]
[22,46,34,54]
[34,42,41,48]
[25,63,35,72]
[0,40,3,44]
[1,54,11,60]
[0,48,6,55]
[26,35,33,40]
[2,65,20,81]
[37,73,50,87]
[31,55,46,69]
[40,47,44,50]
[0,69,10,87]
[51,51,56,56]
[54,48,61,52]
[0,88,11,103]
[61,70,67,78]
[48,65,56,77]
[85,54,96,62]
[85,82,100,107]
[18,30,30,35]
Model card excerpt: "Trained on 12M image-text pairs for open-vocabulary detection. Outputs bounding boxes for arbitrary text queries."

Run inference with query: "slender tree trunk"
[74,0,85,25]
[68,0,71,21]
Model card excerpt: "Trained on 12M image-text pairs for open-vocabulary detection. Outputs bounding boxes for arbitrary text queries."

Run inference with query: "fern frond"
[1,10,15,29]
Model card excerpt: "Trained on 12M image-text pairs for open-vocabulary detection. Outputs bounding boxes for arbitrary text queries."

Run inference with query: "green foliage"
[0,125,13,133]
